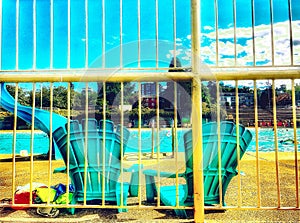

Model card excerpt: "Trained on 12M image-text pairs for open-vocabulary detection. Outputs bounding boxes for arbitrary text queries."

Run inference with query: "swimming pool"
[0,131,49,155]
[125,128,300,153]
[247,128,300,152]
[0,128,299,159]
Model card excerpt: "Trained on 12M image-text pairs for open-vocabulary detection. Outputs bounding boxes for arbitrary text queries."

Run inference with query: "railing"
[0,0,300,222]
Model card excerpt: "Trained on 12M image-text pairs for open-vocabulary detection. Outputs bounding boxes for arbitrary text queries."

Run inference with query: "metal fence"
[0,0,299,222]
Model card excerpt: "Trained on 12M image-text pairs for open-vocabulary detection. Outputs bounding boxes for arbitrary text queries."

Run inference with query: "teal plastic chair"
[53,119,130,213]
[116,124,131,149]
[143,121,253,218]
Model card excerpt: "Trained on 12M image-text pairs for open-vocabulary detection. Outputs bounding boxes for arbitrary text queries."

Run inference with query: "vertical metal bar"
[16,0,19,70]
[235,81,241,207]
[174,82,179,207]
[47,83,54,204]
[137,0,141,68]
[291,79,299,207]
[85,0,89,68]
[33,0,36,70]
[269,0,275,66]
[251,0,256,66]
[151,120,155,157]
[50,0,54,69]
[173,82,178,159]
[11,84,18,205]
[173,0,176,66]
[156,81,161,207]
[120,82,124,209]
[97,103,101,200]
[214,0,219,66]
[29,83,36,204]
[192,77,203,222]
[191,0,201,70]
[40,84,43,109]
[254,81,261,207]
[101,82,106,206]
[216,81,223,207]
[272,79,281,207]
[66,82,71,204]
[191,1,204,221]
[138,82,142,206]
[84,82,89,205]
[155,0,159,68]
[232,0,237,66]
[287,0,294,65]
[67,0,71,69]
[102,0,106,68]
[120,0,123,69]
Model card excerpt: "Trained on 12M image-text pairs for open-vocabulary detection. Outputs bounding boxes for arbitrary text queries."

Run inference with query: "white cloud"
[178,20,300,67]
[223,79,298,90]
[168,20,300,90]
[203,26,214,31]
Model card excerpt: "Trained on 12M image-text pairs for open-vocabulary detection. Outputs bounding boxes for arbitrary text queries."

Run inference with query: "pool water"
[0,131,49,155]
[126,128,300,153]
[248,128,300,152]
[0,128,299,159]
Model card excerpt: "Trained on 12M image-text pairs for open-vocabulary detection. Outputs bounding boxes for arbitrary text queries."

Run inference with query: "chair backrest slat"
[183,121,253,204]
[53,119,129,200]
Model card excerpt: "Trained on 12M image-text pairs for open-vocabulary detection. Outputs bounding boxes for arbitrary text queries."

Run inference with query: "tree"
[28,86,70,109]
[259,87,273,109]
[207,81,217,104]
[164,57,229,121]
[6,84,31,106]
[220,84,235,93]
[76,88,98,109]
[97,82,136,108]
[295,84,300,106]
[53,86,69,108]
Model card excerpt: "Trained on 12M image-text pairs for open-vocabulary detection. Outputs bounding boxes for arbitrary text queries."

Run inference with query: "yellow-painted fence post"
[191,0,205,222]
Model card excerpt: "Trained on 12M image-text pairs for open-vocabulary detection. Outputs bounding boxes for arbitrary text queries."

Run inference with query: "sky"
[1,0,300,90]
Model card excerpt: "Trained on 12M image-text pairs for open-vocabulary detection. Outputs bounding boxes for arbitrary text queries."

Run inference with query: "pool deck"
[0,152,299,222]
[0,207,299,223]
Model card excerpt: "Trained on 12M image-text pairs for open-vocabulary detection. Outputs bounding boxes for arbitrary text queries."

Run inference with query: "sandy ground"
[0,152,299,222]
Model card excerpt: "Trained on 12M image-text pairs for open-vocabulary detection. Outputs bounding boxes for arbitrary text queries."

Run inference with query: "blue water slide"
[0,83,67,158]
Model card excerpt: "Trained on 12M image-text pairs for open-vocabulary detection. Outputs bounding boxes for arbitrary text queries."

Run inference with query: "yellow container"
[35,188,57,203]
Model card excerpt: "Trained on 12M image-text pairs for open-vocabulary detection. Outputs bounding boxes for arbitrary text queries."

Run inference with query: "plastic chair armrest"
[143,169,185,178]
[53,167,67,174]
[53,166,76,174]
[123,164,142,173]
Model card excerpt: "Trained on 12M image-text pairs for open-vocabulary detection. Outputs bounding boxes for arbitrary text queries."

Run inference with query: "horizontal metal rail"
[0,67,300,82]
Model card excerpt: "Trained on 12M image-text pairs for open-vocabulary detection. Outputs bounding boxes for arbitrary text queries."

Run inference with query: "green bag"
[54,193,73,204]
[35,188,56,203]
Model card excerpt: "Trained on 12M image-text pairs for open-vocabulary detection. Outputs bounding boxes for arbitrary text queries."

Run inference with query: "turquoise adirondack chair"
[53,119,131,213]
[143,121,253,218]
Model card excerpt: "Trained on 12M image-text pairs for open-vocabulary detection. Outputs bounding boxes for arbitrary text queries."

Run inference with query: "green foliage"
[128,108,175,126]
[28,85,70,108]
[6,74,298,127]
[97,82,137,107]
[258,87,273,109]
[6,85,31,106]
